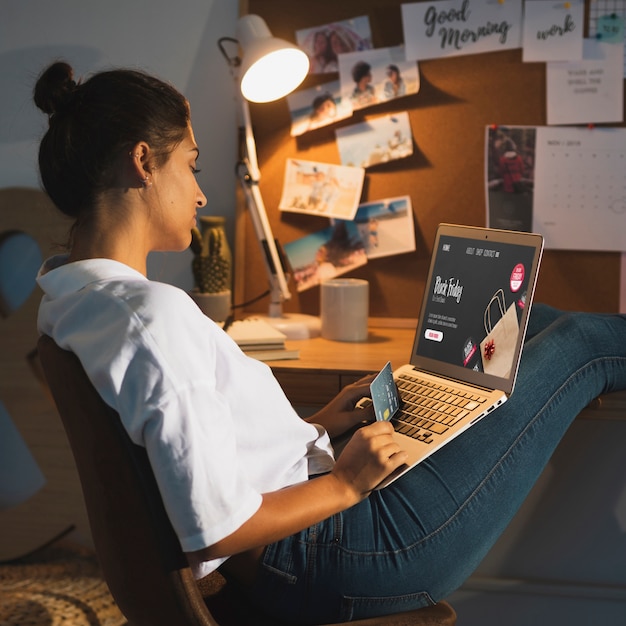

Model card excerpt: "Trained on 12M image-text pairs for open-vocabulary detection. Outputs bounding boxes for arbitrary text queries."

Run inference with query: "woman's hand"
[193,392,407,563]
[305,374,377,438]
[192,420,408,563]
[331,420,408,498]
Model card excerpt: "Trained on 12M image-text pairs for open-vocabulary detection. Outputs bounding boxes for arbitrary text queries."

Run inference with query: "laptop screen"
[411,224,543,395]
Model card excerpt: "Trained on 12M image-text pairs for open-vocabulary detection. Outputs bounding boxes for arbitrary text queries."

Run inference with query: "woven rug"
[0,541,126,626]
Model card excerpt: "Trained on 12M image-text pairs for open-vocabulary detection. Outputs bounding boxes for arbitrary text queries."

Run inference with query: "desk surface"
[272,325,416,376]
[267,323,626,420]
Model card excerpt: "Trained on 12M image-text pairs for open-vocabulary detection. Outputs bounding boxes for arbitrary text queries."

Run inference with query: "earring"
[129,152,151,187]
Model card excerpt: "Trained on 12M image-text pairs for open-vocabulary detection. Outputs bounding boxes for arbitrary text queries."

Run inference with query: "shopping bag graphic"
[480,289,519,378]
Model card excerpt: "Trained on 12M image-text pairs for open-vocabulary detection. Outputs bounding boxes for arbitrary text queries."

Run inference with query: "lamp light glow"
[236,14,309,103]
[241,48,309,103]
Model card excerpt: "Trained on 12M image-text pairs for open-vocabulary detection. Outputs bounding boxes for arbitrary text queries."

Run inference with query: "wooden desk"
[267,324,626,420]
[269,325,414,405]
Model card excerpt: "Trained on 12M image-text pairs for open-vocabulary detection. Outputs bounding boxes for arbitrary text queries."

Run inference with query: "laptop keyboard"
[393,373,488,444]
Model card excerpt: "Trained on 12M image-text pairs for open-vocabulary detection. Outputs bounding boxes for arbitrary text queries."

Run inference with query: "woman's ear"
[129,142,153,188]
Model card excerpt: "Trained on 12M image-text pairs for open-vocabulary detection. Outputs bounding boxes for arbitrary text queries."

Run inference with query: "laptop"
[363,223,544,489]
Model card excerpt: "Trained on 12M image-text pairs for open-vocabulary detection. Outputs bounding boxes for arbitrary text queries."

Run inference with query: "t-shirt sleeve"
[70,283,264,552]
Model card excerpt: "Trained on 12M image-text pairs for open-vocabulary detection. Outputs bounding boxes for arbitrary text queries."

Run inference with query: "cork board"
[236,0,623,319]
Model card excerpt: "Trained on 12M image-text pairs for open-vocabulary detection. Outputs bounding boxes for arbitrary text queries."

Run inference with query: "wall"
[0,0,239,555]
[239,0,623,320]
[0,0,239,290]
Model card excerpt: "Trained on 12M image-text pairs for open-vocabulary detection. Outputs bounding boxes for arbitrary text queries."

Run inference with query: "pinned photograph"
[338,46,420,111]
[486,125,536,233]
[284,220,368,292]
[287,80,353,137]
[279,159,365,220]
[296,16,373,75]
[352,196,416,259]
[335,112,413,168]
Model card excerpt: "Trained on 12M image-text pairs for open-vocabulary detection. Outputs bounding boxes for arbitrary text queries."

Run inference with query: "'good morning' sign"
[402,0,523,61]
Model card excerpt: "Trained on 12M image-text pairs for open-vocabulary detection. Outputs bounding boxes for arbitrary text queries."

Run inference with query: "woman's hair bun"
[33,61,78,117]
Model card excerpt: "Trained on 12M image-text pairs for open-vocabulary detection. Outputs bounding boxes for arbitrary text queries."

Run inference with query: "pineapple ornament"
[189,216,232,322]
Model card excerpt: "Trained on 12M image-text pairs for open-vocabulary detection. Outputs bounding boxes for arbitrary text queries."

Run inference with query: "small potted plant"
[189,216,232,323]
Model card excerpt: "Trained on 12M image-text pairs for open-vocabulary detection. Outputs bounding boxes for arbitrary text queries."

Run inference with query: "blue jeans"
[244,305,626,624]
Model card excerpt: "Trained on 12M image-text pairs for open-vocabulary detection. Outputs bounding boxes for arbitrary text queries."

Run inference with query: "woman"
[308,30,337,74]
[307,92,337,131]
[34,61,626,624]
[383,64,406,100]
[329,28,353,56]
[499,140,527,194]
[350,60,377,108]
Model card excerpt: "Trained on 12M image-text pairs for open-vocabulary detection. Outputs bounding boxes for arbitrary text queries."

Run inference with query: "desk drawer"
[274,372,340,406]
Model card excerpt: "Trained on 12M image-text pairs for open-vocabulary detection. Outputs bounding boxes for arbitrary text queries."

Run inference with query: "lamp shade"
[237,14,309,103]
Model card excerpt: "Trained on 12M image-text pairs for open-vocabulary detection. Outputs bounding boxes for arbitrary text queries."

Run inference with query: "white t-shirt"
[37,256,334,578]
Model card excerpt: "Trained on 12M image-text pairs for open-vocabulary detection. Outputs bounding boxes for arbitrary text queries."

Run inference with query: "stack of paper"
[226,318,299,361]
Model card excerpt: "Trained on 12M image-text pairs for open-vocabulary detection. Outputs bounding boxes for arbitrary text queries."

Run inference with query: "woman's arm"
[190,420,408,561]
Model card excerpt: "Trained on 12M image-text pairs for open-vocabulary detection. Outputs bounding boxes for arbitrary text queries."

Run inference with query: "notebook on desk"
[365,224,544,489]
[226,317,300,361]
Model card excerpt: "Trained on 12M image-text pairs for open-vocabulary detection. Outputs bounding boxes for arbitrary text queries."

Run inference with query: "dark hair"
[34,61,190,218]
[311,92,334,113]
[351,61,371,83]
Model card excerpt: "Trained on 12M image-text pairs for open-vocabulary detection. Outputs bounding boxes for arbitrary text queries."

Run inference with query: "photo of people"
[279,158,365,220]
[283,220,368,292]
[486,126,537,232]
[349,60,378,108]
[335,112,413,168]
[351,196,416,259]
[338,46,420,111]
[295,16,373,75]
[383,64,406,99]
[287,80,353,137]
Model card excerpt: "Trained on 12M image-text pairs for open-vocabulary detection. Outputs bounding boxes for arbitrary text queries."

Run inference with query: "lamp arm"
[239,98,292,313]
[242,96,261,181]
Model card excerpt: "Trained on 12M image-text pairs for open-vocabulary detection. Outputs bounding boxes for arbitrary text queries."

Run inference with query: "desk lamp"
[219,15,321,339]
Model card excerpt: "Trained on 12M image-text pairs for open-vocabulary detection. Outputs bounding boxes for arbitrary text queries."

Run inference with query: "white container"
[320,278,369,342]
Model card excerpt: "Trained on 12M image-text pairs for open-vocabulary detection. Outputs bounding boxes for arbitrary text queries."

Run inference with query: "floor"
[0,537,126,626]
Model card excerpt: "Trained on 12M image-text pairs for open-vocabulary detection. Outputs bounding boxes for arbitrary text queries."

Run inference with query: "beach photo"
[352,195,416,259]
[283,220,368,291]
[286,80,353,137]
[338,45,420,111]
[296,15,373,75]
[335,112,413,168]
[279,158,365,220]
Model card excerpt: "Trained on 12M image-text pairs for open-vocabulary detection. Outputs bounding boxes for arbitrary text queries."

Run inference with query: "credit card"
[370,361,400,422]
